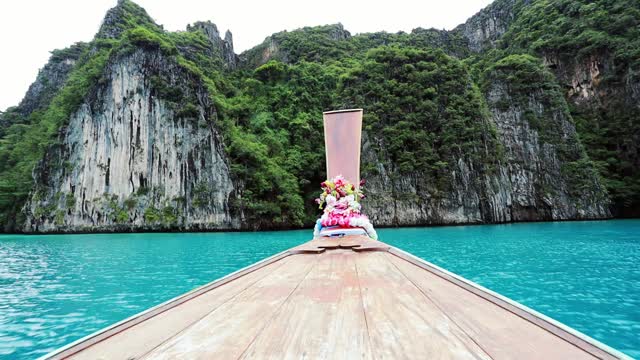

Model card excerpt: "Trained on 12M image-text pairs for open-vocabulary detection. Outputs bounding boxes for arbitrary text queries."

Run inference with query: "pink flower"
[316,175,375,237]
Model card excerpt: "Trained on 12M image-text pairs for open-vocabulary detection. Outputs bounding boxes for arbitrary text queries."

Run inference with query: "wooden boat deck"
[45,236,627,359]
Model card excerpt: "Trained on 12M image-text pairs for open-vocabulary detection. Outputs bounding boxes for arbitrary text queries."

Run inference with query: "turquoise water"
[0,220,638,359]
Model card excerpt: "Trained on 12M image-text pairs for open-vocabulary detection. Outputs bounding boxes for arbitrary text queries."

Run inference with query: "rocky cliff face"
[545,51,640,161]
[187,21,238,69]
[361,133,491,226]
[2,0,630,233]
[23,49,239,232]
[361,77,610,227]
[17,44,89,116]
[453,0,530,52]
[96,0,161,39]
[483,77,610,220]
[539,51,640,216]
[450,0,639,216]
[239,23,352,67]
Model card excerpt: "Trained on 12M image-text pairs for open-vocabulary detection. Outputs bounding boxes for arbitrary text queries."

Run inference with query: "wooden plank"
[386,253,602,359]
[352,240,390,252]
[387,249,621,359]
[240,250,372,359]
[139,254,318,359]
[291,235,383,253]
[317,237,341,249]
[289,240,326,254]
[67,255,292,360]
[338,234,366,248]
[355,251,492,360]
[46,240,625,360]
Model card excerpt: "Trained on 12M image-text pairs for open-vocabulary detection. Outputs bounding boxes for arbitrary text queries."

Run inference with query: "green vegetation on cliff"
[220,61,340,226]
[1,0,638,231]
[495,0,640,213]
[340,46,500,181]
[0,1,229,229]
[500,0,640,65]
[0,40,117,229]
[480,53,603,199]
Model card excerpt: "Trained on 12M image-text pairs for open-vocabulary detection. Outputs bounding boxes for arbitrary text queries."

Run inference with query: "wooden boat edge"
[40,240,632,360]
[38,249,293,360]
[387,246,632,360]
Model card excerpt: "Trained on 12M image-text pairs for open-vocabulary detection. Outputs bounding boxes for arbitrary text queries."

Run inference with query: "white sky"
[0,0,492,111]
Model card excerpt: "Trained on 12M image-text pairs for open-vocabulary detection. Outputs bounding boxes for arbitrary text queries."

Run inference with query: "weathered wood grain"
[52,239,625,360]
[387,252,605,360]
[140,254,318,360]
[65,254,291,360]
[240,250,372,359]
[317,237,342,249]
[355,251,492,360]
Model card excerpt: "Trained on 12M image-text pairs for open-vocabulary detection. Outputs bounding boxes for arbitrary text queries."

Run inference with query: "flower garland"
[313,175,378,239]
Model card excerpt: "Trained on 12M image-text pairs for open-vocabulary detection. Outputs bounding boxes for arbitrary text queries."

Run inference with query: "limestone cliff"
[453,0,530,52]
[361,60,610,227]
[17,43,90,116]
[239,24,352,67]
[186,21,238,69]
[1,0,633,233]
[23,50,239,232]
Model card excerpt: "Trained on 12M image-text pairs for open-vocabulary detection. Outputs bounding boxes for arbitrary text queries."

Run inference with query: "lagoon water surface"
[0,220,638,358]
